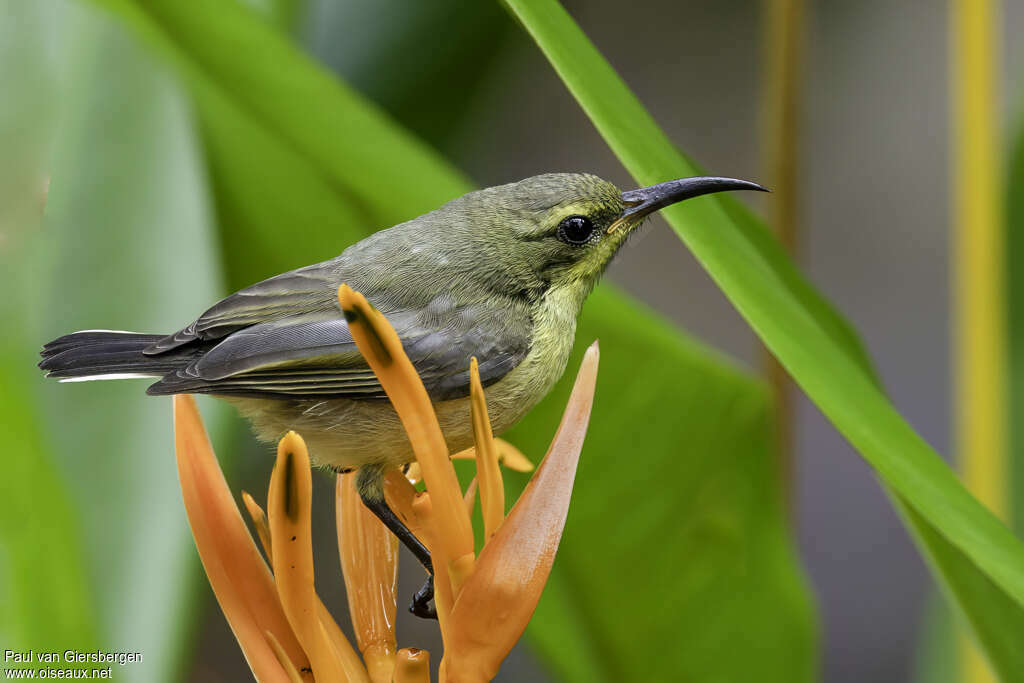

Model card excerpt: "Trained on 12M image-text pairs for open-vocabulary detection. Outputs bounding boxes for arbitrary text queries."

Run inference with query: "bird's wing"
[145,265,340,354]
[146,299,532,401]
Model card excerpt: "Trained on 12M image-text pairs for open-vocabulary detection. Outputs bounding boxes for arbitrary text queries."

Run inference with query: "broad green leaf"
[0,330,97,664]
[90,0,816,679]
[505,288,816,682]
[90,0,471,288]
[244,0,303,32]
[0,0,97,664]
[304,0,512,147]
[24,3,232,679]
[98,0,471,220]
[500,0,1024,670]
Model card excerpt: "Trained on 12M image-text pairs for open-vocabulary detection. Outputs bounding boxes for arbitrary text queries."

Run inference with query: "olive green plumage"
[39,172,763,500]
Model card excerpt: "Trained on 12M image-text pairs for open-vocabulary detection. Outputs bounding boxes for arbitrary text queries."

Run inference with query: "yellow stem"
[951,0,1007,680]
[760,0,805,509]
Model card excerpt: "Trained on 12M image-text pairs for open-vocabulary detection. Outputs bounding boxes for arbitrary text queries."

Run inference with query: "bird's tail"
[39,330,185,381]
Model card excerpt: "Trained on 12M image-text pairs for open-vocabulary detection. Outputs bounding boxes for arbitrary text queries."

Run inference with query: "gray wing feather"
[145,252,532,401]
[191,317,361,380]
[147,299,531,401]
[145,266,339,354]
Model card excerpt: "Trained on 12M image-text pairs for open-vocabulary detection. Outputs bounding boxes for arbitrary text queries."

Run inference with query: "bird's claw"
[409,574,437,620]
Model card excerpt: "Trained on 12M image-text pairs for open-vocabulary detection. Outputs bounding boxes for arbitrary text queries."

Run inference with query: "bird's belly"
[227,394,475,471]
[227,291,578,471]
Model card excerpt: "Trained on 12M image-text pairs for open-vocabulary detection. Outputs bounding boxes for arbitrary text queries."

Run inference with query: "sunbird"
[40,172,763,617]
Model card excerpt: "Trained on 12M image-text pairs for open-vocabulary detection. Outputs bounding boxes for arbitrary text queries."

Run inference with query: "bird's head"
[443,172,765,310]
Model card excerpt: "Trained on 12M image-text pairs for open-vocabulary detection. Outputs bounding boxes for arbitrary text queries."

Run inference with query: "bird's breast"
[477,284,580,434]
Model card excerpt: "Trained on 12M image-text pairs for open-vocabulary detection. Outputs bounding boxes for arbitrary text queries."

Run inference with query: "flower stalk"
[337,473,398,683]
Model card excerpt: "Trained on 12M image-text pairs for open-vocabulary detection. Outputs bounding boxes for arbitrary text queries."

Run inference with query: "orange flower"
[172,284,599,682]
[337,472,398,683]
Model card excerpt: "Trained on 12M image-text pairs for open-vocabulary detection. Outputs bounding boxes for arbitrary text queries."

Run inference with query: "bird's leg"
[361,495,433,570]
[362,496,437,620]
[356,466,437,620]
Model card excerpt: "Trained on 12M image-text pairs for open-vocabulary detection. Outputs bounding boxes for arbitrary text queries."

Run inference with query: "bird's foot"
[410,574,437,620]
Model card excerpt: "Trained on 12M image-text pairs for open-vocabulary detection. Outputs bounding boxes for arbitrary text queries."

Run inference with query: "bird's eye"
[557,215,595,246]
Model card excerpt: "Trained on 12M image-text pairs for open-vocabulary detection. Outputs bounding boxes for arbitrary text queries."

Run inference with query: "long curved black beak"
[620,176,768,221]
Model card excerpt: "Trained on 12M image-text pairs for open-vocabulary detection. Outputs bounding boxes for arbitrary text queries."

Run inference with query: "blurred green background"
[1,0,1022,681]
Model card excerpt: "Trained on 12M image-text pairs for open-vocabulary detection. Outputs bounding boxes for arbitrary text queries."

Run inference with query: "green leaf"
[26,3,233,679]
[90,0,816,679]
[305,0,512,147]
[244,0,304,32]
[0,236,98,663]
[500,0,1024,669]
[91,0,472,288]
[0,340,98,662]
[506,287,817,682]
[0,0,97,663]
